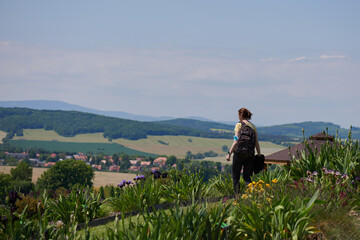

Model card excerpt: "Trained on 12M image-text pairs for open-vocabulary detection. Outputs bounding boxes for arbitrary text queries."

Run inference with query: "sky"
[0,0,359,128]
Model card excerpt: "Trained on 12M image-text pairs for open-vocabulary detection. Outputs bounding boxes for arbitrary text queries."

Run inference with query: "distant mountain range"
[0,100,176,122]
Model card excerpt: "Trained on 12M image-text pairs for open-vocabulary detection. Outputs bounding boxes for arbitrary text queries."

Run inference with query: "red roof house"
[265,132,335,165]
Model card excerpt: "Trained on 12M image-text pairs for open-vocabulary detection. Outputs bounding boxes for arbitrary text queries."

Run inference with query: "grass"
[0,166,136,187]
[0,130,6,144]
[9,140,157,157]
[10,129,285,158]
[13,129,110,143]
[313,208,360,239]
[83,199,228,239]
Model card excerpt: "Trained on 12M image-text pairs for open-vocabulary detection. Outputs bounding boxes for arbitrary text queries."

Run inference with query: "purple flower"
[306,170,311,176]
[341,174,349,179]
[312,171,318,176]
[335,171,341,176]
[140,175,145,179]
[126,180,132,185]
[355,177,360,181]
[306,177,314,183]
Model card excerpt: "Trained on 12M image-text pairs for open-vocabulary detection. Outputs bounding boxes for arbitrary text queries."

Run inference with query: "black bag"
[234,121,256,156]
[253,154,265,174]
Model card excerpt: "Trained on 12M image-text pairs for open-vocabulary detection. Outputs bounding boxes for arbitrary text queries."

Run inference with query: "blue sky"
[0,1,359,128]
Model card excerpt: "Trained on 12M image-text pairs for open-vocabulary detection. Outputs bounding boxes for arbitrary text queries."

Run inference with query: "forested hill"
[155,118,360,140]
[258,122,360,140]
[0,108,231,140]
[155,118,234,132]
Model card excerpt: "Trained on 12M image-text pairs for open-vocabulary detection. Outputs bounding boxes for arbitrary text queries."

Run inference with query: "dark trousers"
[232,152,254,194]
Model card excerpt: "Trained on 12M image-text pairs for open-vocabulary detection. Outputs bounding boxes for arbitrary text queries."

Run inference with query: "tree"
[10,161,32,181]
[222,145,229,152]
[36,159,94,190]
[112,153,119,165]
[166,155,177,166]
[0,173,12,203]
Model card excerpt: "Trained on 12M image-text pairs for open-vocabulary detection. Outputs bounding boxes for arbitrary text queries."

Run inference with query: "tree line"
[0,108,232,140]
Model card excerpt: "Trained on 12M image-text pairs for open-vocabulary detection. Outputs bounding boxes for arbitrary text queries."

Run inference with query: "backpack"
[234,121,256,156]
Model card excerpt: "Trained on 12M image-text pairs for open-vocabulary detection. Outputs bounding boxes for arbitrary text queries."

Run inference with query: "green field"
[13,129,110,143]
[10,129,286,158]
[9,140,157,157]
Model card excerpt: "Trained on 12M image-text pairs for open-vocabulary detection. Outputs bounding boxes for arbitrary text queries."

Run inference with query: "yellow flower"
[272,179,278,183]
[241,194,248,199]
[259,180,264,184]
[265,183,270,188]
[233,200,237,205]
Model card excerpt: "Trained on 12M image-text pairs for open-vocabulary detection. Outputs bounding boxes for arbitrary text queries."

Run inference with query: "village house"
[265,132,335,166]
[129,159,140,165]
[73,153,87,161]
[129,166,140,172]
[92,165,102,171]
[43,162,56,168]
[109,165,120,172]
[5,152,29,160]
[140,161,151,170]
[153,157,167,167]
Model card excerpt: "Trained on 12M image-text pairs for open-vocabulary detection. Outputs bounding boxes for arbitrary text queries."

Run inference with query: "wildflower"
[241,194,248,199]
[265,183,270,188]
[341,174,349,179]
[232,200,237,205]
[126,180,132,185]
[312,171,318,176]
[335,171,341,176]
[271,179,278,183]
[306,177,314,183]
[307,170,311,176]
[56,220,64,228]
[259,180,264,184]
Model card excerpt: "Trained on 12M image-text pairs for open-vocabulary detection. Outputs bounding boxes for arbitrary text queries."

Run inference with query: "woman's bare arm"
[226,131,239,161]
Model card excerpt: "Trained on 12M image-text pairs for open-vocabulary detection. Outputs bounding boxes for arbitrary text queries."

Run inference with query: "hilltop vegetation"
[258,121,360,139]
[157,118,360,140]
[0,108,231,141]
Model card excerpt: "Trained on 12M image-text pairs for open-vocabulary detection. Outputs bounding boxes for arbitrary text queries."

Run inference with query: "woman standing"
[226,108,261,194]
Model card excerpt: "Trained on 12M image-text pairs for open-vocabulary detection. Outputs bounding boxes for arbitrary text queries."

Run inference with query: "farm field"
[0,130,6,144]
[13,129,110,143]
[0,166,136,188]
[10,129,286,158]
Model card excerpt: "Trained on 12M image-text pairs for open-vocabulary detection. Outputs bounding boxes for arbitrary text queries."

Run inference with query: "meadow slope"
[12,129,285,157]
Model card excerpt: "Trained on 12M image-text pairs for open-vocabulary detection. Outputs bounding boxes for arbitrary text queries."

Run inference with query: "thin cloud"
[260,58,275,63]
[320,54,346,59]
[288,56,307,63]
